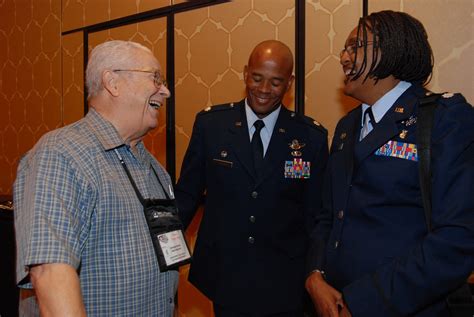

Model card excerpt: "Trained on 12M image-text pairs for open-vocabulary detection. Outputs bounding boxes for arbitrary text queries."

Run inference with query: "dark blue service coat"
[176,100,328,314]
[313,84,474,316]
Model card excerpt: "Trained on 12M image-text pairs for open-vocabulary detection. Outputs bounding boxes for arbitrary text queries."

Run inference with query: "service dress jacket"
[176,100,329,314]
[312,84,474,316]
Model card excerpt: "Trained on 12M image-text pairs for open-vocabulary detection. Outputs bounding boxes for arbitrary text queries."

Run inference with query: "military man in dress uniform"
[305,10,474,317]
[176,40,329,316]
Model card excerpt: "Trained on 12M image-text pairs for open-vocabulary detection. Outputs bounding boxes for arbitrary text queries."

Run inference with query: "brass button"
[249,215,256,223]
[251,191,258,199]
[248,236,255,244]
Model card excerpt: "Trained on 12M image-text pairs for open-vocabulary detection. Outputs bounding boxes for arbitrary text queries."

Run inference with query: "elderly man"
[306,10,474,317]
[176,40,329,316]
[14,40,178,316]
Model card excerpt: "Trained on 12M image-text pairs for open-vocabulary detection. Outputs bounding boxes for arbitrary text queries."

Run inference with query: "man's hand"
[305,271,343,317]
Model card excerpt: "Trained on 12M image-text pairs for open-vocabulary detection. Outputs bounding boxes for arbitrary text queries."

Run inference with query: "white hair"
[85,40,152,99]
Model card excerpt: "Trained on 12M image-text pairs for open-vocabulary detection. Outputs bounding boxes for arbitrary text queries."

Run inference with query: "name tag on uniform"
[284,158,310,179]
[375,140,418,161]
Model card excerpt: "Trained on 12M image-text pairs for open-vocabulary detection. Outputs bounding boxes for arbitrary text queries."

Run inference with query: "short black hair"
[351,10,433,86]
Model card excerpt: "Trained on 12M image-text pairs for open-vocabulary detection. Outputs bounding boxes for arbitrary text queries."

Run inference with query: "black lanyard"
[114,148,172,204]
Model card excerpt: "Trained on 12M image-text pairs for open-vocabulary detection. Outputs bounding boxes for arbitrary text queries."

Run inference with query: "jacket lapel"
[341,109,361,185]
[227,100,256,180]
[256,107,295,186]
[354,85,422,165]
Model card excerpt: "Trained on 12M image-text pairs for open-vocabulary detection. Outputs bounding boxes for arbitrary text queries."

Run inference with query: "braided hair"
[351,10,433,86]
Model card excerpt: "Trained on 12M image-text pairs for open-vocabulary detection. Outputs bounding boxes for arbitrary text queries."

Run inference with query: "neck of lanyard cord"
[114,148,171,204]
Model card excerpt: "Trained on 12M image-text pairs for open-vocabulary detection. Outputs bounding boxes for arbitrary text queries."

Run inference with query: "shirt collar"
[244,98,281,134]
[85,108,131,151]
[361,81,412,126]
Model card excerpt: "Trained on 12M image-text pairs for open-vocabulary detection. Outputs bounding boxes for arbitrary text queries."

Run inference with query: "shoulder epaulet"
[198,102,236,115]
[291,111,327,134]
[421,91,466,107]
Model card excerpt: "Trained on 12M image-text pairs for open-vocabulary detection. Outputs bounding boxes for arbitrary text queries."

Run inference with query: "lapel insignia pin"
[235,121,242,127]
[395,107,404,113]
[279,128,286,133]
[399,130,408,139]
[340,132,346,140]
[405,115,417,126]
[220,150,228,158]
[289,139,306,150]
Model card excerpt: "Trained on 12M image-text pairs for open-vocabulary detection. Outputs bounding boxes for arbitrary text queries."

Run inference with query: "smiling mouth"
[148,99,161,109]
[344,67,357,77]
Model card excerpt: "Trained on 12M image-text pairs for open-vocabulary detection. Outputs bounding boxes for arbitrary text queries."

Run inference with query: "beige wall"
[1,0,473,194]
[0,0,472,315]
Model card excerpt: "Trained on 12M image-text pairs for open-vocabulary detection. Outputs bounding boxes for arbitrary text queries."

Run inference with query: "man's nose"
[257,80,271,93]
[160,84,171,98]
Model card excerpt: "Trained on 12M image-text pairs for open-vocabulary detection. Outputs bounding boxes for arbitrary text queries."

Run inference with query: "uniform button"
[248,236,255,244]
[337,210,344,219]
[249,215,256,223]
[251,191,258,198]
[334,241,339,249]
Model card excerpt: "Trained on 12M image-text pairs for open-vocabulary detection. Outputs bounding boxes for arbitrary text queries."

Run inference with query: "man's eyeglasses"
[113,69,167,88]
[340,40,374,58]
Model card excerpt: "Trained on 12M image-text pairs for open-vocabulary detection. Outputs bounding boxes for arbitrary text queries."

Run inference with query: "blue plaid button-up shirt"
[14,108,178,316]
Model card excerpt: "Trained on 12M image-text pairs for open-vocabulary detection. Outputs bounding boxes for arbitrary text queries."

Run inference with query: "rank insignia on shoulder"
[204,106,211,112]
[289,139,305,150]
[290,112,296,117]
[313,120,321,126]
[284,158,310,179]
[442,92,454,98]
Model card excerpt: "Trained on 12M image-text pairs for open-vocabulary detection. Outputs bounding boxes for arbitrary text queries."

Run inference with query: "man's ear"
[102,70,120,97]
[286,74,295,92]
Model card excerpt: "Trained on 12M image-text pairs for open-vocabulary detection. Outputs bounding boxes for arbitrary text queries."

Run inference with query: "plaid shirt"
[14,109,178,316]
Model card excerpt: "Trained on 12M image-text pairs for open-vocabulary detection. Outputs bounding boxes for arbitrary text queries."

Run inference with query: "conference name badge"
[375,140,418,161]
[157,230,192,267]
[284,158,310,179]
